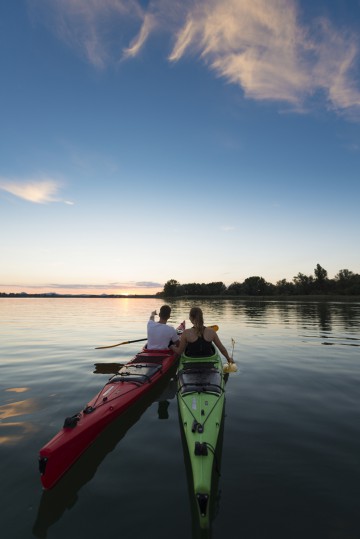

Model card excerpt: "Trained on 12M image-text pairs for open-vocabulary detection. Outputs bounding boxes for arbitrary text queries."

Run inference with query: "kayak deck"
[39,348,177,489]
[177,351,225,528]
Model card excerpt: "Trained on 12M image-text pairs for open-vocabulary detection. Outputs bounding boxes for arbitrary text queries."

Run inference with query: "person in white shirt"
[147,305,180,350]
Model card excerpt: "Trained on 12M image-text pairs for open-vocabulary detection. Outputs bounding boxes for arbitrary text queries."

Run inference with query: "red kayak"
[39,326,184,489]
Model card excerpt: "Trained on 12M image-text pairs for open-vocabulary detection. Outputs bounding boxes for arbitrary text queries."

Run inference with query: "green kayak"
[177,349,226,528]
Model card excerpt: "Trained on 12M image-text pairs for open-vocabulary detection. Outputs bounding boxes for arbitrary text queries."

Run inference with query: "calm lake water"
[1,298,360,539]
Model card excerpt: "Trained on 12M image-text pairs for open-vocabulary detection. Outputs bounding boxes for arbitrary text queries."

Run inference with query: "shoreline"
[1,294,360,301]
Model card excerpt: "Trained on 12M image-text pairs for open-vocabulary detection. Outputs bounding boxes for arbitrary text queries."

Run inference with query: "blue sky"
[1,0,359,295]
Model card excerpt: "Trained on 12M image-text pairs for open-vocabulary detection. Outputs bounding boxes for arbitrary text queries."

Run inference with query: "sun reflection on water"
[0,396,39,444]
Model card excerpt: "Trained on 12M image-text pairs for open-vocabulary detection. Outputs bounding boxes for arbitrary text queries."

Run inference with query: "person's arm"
[170,331,187,356]
[149,310,157,321]
[171,326,181,346]
[212,331,234,363]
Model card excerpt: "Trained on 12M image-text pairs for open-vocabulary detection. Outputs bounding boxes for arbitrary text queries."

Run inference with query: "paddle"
[95,324,219,350]
[95,337,147,350]
[223,337,238,372]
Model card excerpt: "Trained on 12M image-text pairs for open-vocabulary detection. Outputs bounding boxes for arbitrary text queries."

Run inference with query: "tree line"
[159,265,360,297]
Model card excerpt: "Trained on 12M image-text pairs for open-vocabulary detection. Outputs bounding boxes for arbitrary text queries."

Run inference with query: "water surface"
[1,298,360,539]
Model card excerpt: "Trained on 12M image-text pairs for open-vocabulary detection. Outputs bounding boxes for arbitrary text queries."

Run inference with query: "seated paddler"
[147,305,180,350]
[171,307,234,362]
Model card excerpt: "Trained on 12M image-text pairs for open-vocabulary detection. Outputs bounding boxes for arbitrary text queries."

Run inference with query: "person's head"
[159,305,171,321]
[189,307,204,335]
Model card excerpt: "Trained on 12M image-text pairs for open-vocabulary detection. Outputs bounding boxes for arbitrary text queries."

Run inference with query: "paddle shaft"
[95,337,147,350]
[95,324,219,350]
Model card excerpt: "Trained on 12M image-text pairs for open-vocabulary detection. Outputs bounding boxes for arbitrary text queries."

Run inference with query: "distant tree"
[160,267,360,299]
[276,279,295,295]
[199,283,210,295]
[242,276,270,296]
[314,263,329,293]
[293,272,314,294]
[163,279,180,297]
[182,282,203,296]
[207,282,227,295]
[226,281,243,295]
[314,264,328,282]
[335,269,354,281]
[334,269,360,295]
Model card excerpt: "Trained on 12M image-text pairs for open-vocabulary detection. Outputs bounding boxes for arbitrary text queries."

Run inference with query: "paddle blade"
[177,320,186,334]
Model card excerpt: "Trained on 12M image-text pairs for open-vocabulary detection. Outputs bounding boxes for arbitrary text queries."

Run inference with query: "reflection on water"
[0,421,38,444]
[0,398,37,420]
[0,397,39,444]
[226,299,360,332]
[224,300,360,346]
[93,362,124,374]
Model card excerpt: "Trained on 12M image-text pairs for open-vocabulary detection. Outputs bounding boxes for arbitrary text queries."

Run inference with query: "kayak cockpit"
[110,363,162,384]
[178,362,222,395]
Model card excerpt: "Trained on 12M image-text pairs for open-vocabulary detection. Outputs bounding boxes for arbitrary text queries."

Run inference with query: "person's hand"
[151,310,157,316]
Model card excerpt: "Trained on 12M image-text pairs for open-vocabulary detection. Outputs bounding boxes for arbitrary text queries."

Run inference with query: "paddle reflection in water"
[32,367,177,539]
[93,362,125,375]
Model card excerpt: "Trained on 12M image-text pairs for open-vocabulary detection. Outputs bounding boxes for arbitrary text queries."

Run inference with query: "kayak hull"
[39,349,177,489]
[177,351,225,528]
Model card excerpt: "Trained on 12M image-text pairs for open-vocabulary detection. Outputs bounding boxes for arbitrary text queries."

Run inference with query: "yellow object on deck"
[223,362,238,373]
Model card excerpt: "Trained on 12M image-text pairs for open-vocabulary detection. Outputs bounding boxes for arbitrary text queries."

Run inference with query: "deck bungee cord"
[177,386,225,432]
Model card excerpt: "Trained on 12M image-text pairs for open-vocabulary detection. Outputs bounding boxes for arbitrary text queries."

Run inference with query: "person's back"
[147,305,179,350]
[171,307,234,364]
[185,328,215,357]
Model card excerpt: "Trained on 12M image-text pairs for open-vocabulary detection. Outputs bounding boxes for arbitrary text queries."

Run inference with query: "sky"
[1,0,360,295]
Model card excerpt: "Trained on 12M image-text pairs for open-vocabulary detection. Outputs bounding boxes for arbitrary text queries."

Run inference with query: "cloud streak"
[169,0,360,112]
[122,13,156,59]
[30,0,360,114]
[0,178,73,204]
[29,0,144,68]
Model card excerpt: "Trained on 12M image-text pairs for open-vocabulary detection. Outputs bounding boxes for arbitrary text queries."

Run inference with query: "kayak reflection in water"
[156,375,177,419]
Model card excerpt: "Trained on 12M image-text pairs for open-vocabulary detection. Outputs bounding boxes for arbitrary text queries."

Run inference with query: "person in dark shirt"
[171,307,233,362]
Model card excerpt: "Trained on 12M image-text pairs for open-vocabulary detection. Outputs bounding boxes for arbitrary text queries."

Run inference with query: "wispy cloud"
[29,0,144,67]
[0,178,73,204]
[220,225,235,231]
[122,13,156,59]
[30,0,360,114]
[169,0,360,113]
[135,281,163,288]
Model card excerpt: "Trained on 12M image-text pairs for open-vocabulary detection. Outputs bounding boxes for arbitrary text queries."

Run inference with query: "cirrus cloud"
[169,0,360,113]
[29,0,360,115]
[0,178,73,204]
